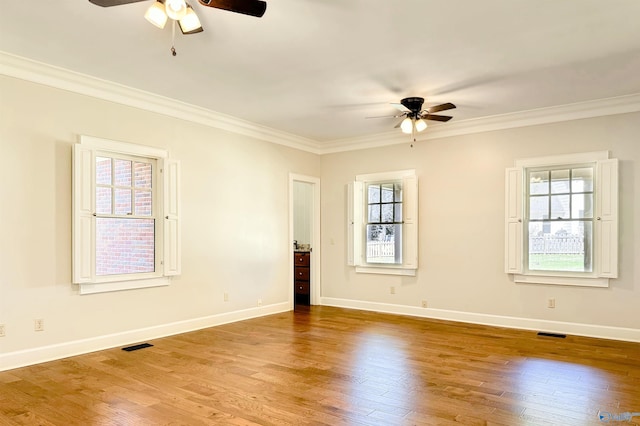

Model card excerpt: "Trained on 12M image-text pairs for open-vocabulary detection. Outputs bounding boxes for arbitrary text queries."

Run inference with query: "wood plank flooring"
[1,306,639,425]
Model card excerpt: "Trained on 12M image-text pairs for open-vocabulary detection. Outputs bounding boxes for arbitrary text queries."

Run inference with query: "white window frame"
[348,170,418,276]
[505,151,618,287]
[72,135,181,294]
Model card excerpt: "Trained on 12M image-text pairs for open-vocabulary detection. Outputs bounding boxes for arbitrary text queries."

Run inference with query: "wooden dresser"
[294,251,310,306]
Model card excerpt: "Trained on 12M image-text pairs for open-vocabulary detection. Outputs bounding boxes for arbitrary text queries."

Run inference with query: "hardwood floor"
[1,306,639,425]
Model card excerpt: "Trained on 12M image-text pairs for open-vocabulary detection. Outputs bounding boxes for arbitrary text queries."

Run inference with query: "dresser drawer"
[294,267,309,281]
[294,253,310,266]
[295,281,310,295]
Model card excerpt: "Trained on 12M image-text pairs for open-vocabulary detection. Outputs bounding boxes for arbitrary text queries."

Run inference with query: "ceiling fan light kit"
[368,96,456,139]
[144,0,203,34]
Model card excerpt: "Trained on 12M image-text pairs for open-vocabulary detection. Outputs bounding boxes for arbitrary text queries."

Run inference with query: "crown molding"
[0,51,323,154]
[320,92,640,153]
[3,51,640,156]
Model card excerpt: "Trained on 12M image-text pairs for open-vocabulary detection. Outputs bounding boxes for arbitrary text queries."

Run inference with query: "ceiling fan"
[369,97,456,135]
[89,0,267,56]
[89,0,267,39]
[90,0,267,19]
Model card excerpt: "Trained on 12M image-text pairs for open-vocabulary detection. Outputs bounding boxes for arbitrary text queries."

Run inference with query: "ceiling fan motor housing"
[401,97,425,113]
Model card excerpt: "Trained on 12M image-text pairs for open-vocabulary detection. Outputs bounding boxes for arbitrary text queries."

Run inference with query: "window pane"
[366,224,401,264]
[96,157,112,185]
[529,171,549,195]
[394,185,402,202]
[114,159,132,187]
[95,218,155,275]
[572,167,593,192]
[368,185,380,204]
[550,194,570,219]
[367,224,383,242]
[551,169,570,194]
[368,204,380,223]
[394,203,402,222]
[529,196,548,220]
[96,187,112,214]
[381,204,394,223]
[572,194,593,218]
[135,190,152,216]
[381,184,394,202]
[528,221,592,272]
[134,162,152,189]
[115,188,132,215]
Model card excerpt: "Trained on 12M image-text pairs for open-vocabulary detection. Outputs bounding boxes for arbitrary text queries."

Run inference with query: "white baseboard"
[320,297,640,343]
[4,299,637,371]
[0,302,289,372]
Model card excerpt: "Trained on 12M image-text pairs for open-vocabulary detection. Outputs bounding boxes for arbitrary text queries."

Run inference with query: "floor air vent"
[122,343,154,352]
[537,332,566,338]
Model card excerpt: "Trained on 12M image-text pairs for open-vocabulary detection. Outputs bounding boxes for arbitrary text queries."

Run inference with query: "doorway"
[289,174,320,308]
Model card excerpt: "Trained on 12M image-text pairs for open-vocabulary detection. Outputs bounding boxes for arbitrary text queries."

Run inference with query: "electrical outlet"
[257,299,262,306]
[0,324,5,337]
[548,298,555,309]
[421,300,428,308]
[390,286,396,294]
[224,292,229,302]
[34,319,45,332]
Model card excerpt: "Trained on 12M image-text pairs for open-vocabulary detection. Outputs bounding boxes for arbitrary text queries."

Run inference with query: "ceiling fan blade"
[198,0,267,17]
[88,0,146,6]
[394,119,405,129]
[391,103,410,113]
[426,102,456,114]
[366,114,404,119]
[424,114,452,122]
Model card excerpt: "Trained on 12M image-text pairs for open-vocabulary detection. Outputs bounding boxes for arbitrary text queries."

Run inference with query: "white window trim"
[505,151,618,287]
[348,169,418,276]
[72,135,181,294]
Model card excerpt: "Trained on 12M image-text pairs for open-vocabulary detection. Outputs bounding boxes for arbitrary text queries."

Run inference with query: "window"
[366,182,403,264]
[348,170,418,275]
[95,155,156,276]
[73,136,181,294]
[527,165,594,273]
[505,151,618,287]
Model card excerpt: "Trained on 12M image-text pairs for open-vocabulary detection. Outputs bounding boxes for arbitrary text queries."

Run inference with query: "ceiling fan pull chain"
[170,20,177,56]
[412,119,416,143]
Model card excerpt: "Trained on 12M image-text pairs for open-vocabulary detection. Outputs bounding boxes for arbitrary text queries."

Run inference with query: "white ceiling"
[2,0,640,146]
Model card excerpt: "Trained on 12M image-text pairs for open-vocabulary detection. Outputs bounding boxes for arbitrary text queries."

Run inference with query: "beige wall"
[320,112,640,330]
[0,76,320,356]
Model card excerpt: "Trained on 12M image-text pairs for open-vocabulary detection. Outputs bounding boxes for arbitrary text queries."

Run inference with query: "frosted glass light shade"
[179,6,202,33]
[400,117,413,134]
[145,1,167,29]
[415,118,427,132]
[165,0,187,20]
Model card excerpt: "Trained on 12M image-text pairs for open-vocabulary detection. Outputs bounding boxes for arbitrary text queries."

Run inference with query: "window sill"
[79,277,170,295]
[514,274,609,288]
[356,266,416,276]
